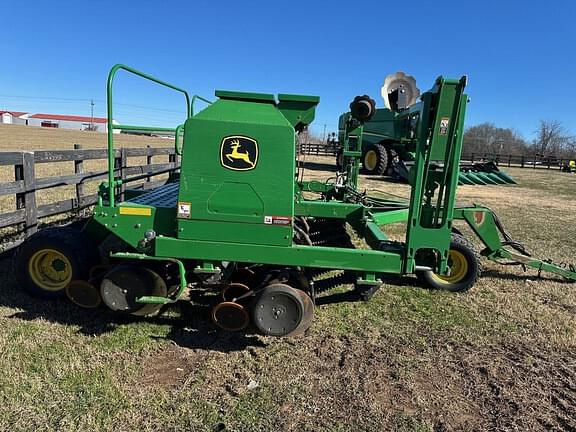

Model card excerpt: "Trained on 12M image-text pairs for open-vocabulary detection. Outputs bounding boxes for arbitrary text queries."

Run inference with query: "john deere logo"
[220,136,258,171]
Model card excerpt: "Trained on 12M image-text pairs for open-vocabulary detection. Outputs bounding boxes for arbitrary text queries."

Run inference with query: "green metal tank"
[177,90,319,246]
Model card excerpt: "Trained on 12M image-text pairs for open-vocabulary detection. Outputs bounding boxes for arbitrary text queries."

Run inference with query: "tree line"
[463,120,576,159]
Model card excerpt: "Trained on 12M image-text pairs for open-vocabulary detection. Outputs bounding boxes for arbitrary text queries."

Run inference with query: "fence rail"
[297,143,573,170]
[0,145,178,249]
[298,142,338,156]
[461,153,572,170]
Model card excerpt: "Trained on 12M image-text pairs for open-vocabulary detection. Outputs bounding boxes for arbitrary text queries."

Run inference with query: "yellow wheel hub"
[431,250,468,284]
[28,249,72,291]
[364,150,378,171]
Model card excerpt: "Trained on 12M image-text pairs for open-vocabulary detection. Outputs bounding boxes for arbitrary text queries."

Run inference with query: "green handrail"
[174,124,185,156]
[191,94,212,115]
[106,64,191,207]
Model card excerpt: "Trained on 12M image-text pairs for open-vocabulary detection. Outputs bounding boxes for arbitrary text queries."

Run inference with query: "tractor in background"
[335,72,516,186]
[13,65,576,338]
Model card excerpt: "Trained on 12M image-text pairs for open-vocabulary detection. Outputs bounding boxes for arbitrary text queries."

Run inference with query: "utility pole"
[322,124,326,142]
[90,99,94,130]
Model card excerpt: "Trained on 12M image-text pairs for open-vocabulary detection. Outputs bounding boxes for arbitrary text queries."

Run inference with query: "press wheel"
[252,284,314,337]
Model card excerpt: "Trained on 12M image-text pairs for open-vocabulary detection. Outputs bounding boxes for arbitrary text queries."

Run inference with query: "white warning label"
[177,202,191,219]
[264,215,292,226]
[439,117,450,135]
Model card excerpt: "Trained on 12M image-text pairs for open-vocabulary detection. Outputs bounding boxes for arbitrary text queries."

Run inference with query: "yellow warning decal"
[119,207,152,216]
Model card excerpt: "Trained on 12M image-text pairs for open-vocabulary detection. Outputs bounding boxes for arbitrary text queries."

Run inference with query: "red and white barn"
[0,111,29,125]
[1,111,118,133]
[27,113,116,133]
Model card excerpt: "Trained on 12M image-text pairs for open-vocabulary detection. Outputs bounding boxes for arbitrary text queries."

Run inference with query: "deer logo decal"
[220,136,258,171]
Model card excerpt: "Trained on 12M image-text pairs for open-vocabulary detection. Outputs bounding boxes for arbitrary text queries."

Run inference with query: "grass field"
[0,124,172,244]
[1,126,576,431]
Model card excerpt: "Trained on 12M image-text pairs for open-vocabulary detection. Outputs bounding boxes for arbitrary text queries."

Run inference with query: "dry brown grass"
[0,148,575,430]
[0,123,170,151]
[0,124,173,239]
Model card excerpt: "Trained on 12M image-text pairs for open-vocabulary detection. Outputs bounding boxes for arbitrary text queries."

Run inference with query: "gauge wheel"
[418,234,481,292]
[14,227,98,299]
[362,143,388,175]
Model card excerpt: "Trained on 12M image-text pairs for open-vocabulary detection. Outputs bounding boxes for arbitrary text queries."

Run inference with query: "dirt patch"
[138,344,210,389]
[287,334,576,431]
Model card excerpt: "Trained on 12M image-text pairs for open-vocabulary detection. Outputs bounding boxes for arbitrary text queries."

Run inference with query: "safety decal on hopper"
[177,202,191,219]
[264,216,292,226]
[118,207,152,216]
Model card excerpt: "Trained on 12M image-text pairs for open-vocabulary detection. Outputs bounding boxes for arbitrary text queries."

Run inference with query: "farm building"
[1,110,118,132]
[0,111,29,125]
[27,113,117,133]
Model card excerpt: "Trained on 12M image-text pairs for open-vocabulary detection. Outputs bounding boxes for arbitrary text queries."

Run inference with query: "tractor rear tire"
[362,143,388,175]
[418,234,481,293]
[336,149,344,170]
[14,227,98,299]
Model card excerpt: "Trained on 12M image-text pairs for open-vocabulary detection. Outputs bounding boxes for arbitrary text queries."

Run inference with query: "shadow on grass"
[364,175,404,183]
[482,268,569,283]
[301,161,337,172]
[157,289,267,352]
[316,274,423,306]
[0,258,265,352]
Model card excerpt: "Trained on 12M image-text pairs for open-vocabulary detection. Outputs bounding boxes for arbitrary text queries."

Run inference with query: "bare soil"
[0,131,575,431]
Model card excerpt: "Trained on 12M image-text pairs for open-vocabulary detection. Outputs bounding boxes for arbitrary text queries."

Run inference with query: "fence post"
[470,153,474,163]
[521,155,524,168]
[114,148,126,202]
[146,145,153,183]
[15,152,37,236]
[169,150,177,167]
[73,144,84,206]
[120,148,127,201]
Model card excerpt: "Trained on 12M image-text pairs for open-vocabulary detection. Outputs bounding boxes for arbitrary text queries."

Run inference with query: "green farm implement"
[335,72,517,186]
[13,65,576,337]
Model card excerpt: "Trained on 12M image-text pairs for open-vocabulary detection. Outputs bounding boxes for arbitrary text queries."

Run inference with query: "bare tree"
[560,136,576,159]
[463,123,528,155]
[533,120,569,157]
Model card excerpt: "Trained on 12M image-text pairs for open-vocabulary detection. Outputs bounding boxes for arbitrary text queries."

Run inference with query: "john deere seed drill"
[14,65,576,337]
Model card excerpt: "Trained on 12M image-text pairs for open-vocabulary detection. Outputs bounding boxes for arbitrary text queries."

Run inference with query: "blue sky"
[1,0,575,140]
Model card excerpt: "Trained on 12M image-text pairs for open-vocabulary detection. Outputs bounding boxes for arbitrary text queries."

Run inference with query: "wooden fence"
[298,142,338,156]
[298,143,572,171]
[461,153,571,170]
[0,145,178,248]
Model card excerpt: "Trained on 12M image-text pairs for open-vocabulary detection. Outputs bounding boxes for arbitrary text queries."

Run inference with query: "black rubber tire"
[362,143,388,175]
[418,234,481,293]
[13,227,99,299]
[336,149,344,170]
